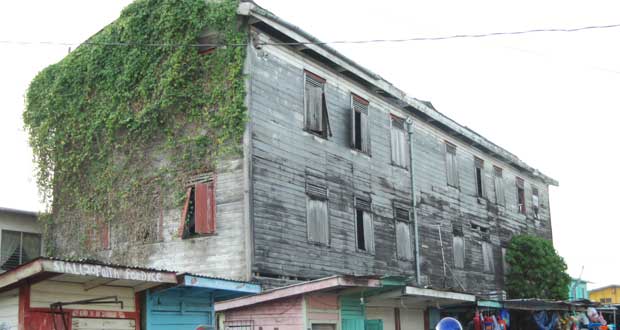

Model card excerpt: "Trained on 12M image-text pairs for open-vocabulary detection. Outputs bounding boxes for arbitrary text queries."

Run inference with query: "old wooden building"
[41,0,557,295]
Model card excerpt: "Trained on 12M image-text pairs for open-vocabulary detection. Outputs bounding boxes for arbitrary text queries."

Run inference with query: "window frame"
[390,115,408,169]
[393,202,413,261]
[354,196,374,254]
[0,229,42,271]
[303,70,331,139]
[350,93,370,154]
[179,174,217,239]
[445,142,459,188]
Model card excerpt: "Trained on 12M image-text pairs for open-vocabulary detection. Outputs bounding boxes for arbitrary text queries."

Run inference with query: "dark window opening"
[354,111,362,150]
[516,177,526,214]
[476,167,484,197]
[356,209,366,251]
[183,187,196,238]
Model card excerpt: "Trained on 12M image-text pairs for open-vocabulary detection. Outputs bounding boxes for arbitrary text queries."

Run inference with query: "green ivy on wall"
[23,0,246,255]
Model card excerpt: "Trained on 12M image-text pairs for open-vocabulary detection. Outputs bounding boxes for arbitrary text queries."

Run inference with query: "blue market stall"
[144,274,261,330]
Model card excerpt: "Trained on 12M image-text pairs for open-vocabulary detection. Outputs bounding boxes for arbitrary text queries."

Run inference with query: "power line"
[1,22,619,48]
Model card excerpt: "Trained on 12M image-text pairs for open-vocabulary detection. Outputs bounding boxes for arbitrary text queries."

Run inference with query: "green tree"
[505,234,571,300]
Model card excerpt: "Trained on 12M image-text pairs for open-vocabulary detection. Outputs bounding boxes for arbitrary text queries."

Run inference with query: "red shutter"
[195,182,216,234]
[178,187,192,237]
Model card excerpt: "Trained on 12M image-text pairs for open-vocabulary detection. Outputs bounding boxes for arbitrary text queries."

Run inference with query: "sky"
[1,0,619,289]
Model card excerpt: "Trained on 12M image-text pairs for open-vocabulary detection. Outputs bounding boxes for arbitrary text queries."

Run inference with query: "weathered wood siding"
[0,289,19,330]
[247,27,553,293]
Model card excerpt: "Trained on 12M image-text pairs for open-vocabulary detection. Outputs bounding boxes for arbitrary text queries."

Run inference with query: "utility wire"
[0,22,619,48]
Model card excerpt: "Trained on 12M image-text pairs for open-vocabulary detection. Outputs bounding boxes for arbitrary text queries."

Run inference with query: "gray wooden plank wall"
[246,34,554,294]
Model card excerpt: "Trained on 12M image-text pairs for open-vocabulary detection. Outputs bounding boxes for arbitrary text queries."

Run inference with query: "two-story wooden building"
[39,0,557,295]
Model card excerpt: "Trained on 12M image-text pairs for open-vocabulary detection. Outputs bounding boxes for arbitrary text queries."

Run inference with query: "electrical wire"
[0,23,619,48]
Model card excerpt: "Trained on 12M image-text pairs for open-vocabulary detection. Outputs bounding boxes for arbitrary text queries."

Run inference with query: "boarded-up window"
[390,116,408,168]
[355,197,374,253]
[516,177,526,214]
[179,175,216,239]
[351,94,370,153]
[445,142,459,187]
[453,235,465,269]
[493,166,505,206]
[306,179,329,245]
[304,71,331,138]
[482,241,495,273]
[393,202,413,260]
[532,186,540,218]
[474,157,485,197]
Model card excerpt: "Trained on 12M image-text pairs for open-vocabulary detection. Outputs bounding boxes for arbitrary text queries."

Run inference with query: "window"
[304,71,331,138]
[306,176,329,245]
[393,202,412,260]
[532,186,540,218]
[493,166,505,206]
[445,142,459,187]
[0,230,41,271]
[179,175,216,239]
[197,31,222,55]
[354,197,374,253]
[390,115,408,168]
[453,235,465,269]
[89,219,110,250]
[474,157,485,197]
[351,94,370,153]
[516,177,526,214]
[482,241,495,273]
[501,247,509,275]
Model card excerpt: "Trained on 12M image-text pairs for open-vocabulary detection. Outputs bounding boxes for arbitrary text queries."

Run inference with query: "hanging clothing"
[474,311,482,330]
[533,311,560,330]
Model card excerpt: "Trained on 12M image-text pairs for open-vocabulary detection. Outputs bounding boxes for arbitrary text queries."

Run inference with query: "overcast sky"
[1,0,618,289]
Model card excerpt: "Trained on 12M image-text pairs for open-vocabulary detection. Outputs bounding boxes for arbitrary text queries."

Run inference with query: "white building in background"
[0,207,41,272]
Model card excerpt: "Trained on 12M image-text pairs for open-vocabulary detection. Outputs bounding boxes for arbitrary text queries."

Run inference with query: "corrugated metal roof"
[0,207,38,217]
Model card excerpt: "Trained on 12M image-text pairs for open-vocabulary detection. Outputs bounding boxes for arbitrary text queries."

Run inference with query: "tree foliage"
[505,234,571,300]
[23,0,246,254]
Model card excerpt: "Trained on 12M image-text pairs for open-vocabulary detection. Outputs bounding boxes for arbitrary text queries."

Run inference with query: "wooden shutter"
[307,197,328,244]
[363,212,374,253]
[396,221,412,260]
[178,187,192,237]
[494,167,505,205]
[453,236,465,269]
[445,143,458,187]
[352,94,369,153]
[195,181,216,234]
[482,242,494,272]
[305,85,323,132]
[360,112,369,153]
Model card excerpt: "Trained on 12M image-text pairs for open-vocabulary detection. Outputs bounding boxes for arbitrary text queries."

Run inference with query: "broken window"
[304,70,331,138]
[453,235,465,269]
[516,177,526,214]
[393,202,413,260]
[306,177,329,245]
[355,197,374,253]
[493,166,505,206]
[532,186,540,218]
[351,94,370,154]
[474,157,485,197]
[482,241,495,273]
[179,174,216,239]
[390,115,408,168]
[0,230,41,271]
[445,142,459,187]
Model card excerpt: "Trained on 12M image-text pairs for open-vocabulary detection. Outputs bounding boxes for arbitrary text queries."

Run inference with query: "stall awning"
[365,286,477,308]
[0,257,178,293]
[177,274,261,301]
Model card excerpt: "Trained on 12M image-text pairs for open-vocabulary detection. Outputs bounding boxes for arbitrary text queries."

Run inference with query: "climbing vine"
[23,0,246,256]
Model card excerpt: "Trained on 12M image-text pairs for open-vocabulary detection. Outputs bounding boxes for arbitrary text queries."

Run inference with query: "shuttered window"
[494,166,505,206]
[453,235,465,269]
[532,186,540,218]
[306,180,329,245]
[516,177,526,214]
[393,202,413,260]
[355,197,374,253]
[445,142,459,187]
[474,157,485,197]
[482,241,495,273]
[304,71,331,138]
[179,175,216,238]
[351,94,370,154]
[390,116,408,168]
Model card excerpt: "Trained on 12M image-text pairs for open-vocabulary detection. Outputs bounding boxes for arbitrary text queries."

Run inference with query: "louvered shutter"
[363,212,374,253]
[195,182,216,234]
